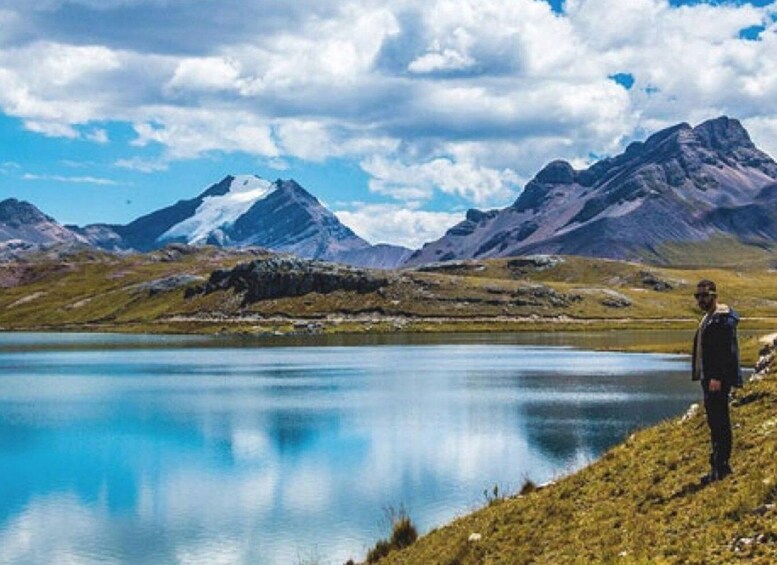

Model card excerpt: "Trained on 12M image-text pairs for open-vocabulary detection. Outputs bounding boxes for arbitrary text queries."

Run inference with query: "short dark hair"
[696,279,717,293]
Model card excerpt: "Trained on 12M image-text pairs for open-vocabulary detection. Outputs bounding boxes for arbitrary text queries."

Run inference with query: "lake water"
[0,331,701,564]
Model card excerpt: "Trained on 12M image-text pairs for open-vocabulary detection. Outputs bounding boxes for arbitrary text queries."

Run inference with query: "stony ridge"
[406,116,777,266]
[187,256,389,304]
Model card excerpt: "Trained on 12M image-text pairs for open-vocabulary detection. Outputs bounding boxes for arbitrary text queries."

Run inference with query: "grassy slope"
[1,250,776,342]
[382,341,777,564]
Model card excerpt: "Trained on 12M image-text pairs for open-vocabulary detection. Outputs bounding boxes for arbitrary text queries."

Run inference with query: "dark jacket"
[691,304,743,388]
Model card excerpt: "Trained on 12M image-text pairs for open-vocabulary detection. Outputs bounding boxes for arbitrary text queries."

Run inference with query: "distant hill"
[406,116,777,266]
[0,198,86,248]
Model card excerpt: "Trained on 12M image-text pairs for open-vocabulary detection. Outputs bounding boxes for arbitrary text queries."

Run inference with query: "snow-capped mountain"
[159,175,276,245]
[405,116,777,266]
[73,175,410,267]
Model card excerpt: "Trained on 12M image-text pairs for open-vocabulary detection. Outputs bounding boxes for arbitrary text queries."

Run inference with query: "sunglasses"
[694,292,716,299]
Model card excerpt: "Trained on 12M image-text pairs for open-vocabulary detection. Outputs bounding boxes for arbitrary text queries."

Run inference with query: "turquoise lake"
[0,331,701,564]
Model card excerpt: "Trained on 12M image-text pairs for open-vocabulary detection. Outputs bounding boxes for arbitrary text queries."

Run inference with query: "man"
[691,279,742,485]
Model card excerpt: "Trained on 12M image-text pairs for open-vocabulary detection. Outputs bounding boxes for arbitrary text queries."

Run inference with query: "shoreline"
[1,316,773,363]
[379,332,777,563]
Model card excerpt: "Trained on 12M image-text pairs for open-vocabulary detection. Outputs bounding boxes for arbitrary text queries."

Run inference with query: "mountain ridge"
[1,176,410,268]
[405,116,777,266]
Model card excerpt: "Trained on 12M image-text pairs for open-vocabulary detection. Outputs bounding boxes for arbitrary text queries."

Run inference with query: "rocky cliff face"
[406,117,777,266]
[189,256,388,304]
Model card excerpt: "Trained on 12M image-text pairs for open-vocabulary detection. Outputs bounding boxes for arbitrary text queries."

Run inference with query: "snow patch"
[159,175,275,244]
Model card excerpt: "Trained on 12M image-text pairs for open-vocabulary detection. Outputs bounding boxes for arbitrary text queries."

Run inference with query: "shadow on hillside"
[669,481,706,501]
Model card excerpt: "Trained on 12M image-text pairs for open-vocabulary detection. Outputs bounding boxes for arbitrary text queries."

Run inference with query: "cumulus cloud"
[334,203,464,248]
[1,0,777,244]
[362,155,519,205]
[166,57,243,93]
[130,108,279,159]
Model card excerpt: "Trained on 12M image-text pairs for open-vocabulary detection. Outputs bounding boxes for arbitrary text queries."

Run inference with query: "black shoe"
[716,464,733,480]
[699,472,717,486]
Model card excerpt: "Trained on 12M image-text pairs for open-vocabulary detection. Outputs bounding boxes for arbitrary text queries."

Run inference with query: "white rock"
[681,403,699,423]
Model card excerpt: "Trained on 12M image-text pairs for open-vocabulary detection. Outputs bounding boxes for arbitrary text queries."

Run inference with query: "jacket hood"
[713,303,739,325]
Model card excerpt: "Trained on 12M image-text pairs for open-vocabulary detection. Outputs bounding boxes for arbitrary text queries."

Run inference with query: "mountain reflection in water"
[0,332,697,564]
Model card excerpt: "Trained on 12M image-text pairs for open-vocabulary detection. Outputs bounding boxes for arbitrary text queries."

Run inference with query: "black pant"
[703,383,732,472]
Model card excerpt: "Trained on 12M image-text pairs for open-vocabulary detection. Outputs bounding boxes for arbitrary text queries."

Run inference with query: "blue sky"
[1,0,776,247]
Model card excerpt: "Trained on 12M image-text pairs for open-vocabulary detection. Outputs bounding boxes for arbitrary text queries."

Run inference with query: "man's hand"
[709,378,722,392]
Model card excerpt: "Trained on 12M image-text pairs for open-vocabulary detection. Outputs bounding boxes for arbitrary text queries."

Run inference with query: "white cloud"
[744,116,777,161]
[114,156,169,172]
[335,203,463,248]
[85,128,109,143]
[274,120,399,162]
[22,120,79,138]
[0,0,777,248]
[22,173,120,186]
[361,155,519,205]
[408,48,474,74]
[166,57,243,93]
[130,108,279,159]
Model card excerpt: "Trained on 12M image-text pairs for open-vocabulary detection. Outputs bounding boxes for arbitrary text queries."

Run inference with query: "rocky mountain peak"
[534,160,576,185]
[405,116,777,267]
[692,116,753,152]
[0,198,53,227]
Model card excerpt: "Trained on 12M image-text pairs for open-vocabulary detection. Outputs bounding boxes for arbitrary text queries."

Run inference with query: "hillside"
[1,246,776,354]
[376,335,777,564]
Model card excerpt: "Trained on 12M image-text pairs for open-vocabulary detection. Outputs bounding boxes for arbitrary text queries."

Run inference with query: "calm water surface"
[0,332,701,564]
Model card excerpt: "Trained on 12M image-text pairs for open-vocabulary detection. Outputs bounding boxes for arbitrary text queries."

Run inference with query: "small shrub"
[366,539,392,563]
[519,478,537,495]
[390,514,418,548]
[365,506,418,563]
[483,483,505,506]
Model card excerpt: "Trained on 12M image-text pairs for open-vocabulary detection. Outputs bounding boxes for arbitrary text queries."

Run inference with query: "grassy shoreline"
[375,333,777,564]
[1,316,772,366]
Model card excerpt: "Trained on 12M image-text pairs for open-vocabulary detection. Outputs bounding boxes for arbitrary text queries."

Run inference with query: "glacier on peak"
[159,175,275,244]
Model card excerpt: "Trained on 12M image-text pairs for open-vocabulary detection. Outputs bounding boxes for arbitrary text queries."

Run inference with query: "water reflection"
[0,333,698,564]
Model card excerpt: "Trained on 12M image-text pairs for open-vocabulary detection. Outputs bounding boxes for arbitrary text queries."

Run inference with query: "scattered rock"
[507,255,564,274]
[753,504,775,516]
[511,284,579,308]
[137,274,206,296]
[681,403,699,423]
[416,260,486,273]
[639,271,674,291]
[293,321,323,333]
[600,289,632,308]
[149,243,203,263]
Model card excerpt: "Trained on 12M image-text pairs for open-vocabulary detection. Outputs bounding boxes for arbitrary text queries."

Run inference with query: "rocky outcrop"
[136,274,206,296]
[753,334,777,380]
[507,255,564,275]
[189,256,389,304]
